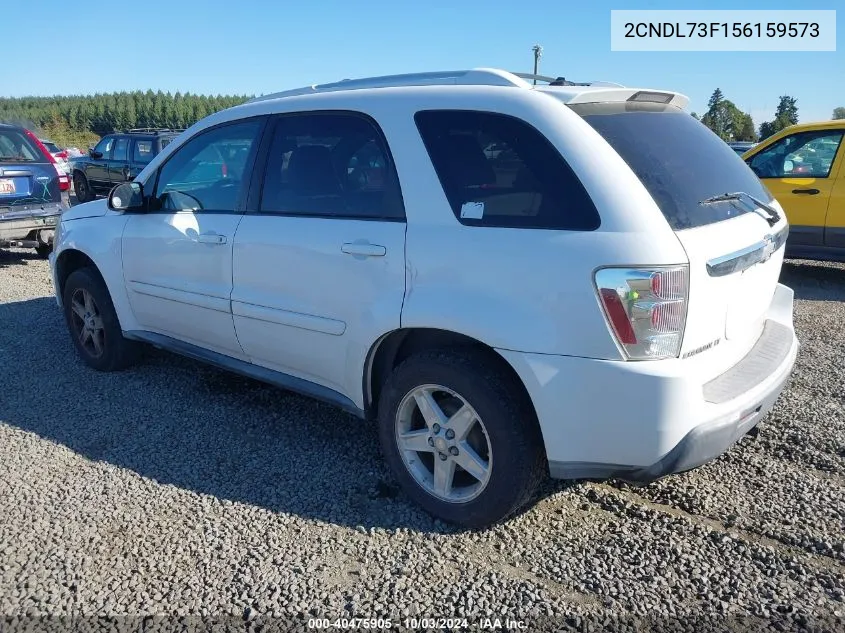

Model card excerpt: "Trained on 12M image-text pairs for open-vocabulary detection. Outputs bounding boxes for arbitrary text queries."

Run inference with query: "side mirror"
[90,150,103,159]
[108,181,144,212]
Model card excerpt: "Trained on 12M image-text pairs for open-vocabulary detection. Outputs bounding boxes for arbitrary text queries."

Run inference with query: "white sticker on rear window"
[460,201,484,219]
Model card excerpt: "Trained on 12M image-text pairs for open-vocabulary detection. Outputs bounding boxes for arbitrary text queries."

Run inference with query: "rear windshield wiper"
[700,191,781,227]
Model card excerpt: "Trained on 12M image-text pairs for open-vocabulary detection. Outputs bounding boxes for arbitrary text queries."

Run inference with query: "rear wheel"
[378,349,546,528]
[73,172,93,203]
[62,267,139,371]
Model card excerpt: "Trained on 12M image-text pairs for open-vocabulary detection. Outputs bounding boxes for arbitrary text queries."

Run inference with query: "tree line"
[1,87,843,150]
[693,89,845,143]
[0,91,252,148]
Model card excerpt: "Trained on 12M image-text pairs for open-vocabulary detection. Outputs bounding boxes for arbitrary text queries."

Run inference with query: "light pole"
[532,44,543,85]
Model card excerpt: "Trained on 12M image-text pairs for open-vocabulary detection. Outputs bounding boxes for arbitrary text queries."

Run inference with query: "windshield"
[0,129,44,163]
[569,102,773,230]
[41,141,61,153]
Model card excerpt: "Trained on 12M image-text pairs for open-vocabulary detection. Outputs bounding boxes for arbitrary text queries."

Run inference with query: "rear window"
[571,102,773,230]
[414,110,600,231]
[41,141,61,153]
[0,129,45,163]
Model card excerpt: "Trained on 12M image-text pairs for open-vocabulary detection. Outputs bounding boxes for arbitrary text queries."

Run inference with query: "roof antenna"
[531,44,543,85]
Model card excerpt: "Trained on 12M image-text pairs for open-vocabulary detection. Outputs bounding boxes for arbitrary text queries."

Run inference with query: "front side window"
[749,130,844,179]
[414,110,600,230]
[113,137,129,162]
[93,137,113,159]
[152,119,262,212]
[259,113,404,220]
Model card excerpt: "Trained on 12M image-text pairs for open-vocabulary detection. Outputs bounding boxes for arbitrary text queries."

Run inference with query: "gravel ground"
[0,248,843,632]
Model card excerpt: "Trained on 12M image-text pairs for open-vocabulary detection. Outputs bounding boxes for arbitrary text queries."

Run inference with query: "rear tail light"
[23,129,69,191]
[595,266,689,360]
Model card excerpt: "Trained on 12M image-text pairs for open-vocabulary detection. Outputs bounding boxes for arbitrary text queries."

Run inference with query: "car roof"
[778,119,845,133]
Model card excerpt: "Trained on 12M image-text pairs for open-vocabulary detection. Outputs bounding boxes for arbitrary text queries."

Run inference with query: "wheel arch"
[55,248,103,299]
[363,327,538,425]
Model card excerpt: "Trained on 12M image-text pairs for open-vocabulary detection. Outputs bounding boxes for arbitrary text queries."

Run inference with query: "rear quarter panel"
[362,88,687,359]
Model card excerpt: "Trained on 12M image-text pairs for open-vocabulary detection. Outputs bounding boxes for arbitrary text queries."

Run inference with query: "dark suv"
[70,128,182,202]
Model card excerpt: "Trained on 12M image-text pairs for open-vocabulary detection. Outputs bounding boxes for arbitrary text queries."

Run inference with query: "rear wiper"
[701,192,746,204]
[700,191,780,227]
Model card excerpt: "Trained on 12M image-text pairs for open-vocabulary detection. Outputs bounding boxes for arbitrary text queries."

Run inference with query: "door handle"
[792,188,820,195]
[341,242,386,257]
[197,233,227,245]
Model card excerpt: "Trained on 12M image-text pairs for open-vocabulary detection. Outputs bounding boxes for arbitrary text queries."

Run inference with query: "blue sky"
[8,0,843,125]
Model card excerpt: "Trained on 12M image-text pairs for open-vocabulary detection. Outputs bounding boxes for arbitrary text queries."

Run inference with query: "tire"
[34,244,51,259]
[378,349,546,528]
[62,267,139,372]
[73,172,93,203]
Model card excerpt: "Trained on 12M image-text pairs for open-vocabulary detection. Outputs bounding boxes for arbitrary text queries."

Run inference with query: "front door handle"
[197,233,227,245]
[341,242,387,257]
[792,188,820,195]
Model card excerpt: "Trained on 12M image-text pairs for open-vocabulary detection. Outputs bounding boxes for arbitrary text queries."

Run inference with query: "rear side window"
[133,139,154,164]
[572,102,773,231]
[414,110,600,230]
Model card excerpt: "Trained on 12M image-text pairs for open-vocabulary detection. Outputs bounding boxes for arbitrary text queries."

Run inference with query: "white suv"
[49,69,799,528]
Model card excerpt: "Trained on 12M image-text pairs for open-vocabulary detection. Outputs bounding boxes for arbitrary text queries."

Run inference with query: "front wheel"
[378,349,546,528]
[62,267,139,371]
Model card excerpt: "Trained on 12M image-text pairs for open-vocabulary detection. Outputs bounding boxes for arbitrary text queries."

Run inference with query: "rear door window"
[571,102,773,230]
[113,137,129,162]
[259,112,405,220]
[414,110,600,230]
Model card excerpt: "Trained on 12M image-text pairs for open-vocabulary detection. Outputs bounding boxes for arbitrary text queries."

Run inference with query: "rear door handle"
[792,188,820,195]
[197,233,227,245]
[341,242,386,257]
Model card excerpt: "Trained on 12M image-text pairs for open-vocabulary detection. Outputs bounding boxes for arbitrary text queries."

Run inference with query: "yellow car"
[743,120,844,262]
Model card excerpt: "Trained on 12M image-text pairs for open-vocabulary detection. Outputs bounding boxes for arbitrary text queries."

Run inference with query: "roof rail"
[248,68,627,104]
[512,73,625,88]
[125,127,184,134]
[247,68,534,103]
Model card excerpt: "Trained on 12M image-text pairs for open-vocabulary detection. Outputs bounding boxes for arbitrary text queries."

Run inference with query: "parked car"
[50,69,798,527]
[40,139,72,174]
[0,124,69,257]
[69,128,182,203]
[728,141,756,155]
[743,119,844,262]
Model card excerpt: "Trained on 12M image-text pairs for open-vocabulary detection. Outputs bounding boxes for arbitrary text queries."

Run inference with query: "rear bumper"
[0,209,63,244]
[498,283,799,482]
